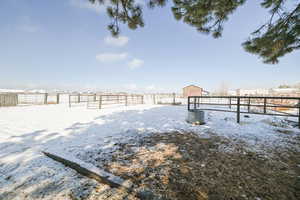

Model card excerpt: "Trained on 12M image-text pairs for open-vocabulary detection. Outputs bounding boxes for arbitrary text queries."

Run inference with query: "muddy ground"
[73,131,300,200]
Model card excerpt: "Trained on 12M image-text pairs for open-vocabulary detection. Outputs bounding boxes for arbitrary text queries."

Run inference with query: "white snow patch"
[0,104,299,199]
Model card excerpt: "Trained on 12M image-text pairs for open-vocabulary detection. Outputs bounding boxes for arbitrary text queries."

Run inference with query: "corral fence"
[68,93,96,107]
[155,93,185,105]
[188,96,300,128]
[18,93,60,105]
[69,94,144,109]
[0,93,18,107]
[0,92,63,107]
[142,93,187,105]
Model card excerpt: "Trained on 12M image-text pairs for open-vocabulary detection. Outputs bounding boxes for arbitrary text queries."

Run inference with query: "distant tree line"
[278,82,300,88]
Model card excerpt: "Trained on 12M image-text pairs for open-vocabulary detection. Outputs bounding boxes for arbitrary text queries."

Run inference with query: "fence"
[87,94,143,109]
[68,94,96,107]
[142,93,186,105]
[69,94,144,109]
[18,93,60,105]
[0,93,61,107]
[188,96,300,128]
[0,93,18,107]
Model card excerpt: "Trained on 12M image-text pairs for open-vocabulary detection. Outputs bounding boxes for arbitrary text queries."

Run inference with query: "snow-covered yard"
[0,104,299,199]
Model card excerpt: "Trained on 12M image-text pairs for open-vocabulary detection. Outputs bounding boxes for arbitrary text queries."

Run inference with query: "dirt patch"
[89,131,300,200]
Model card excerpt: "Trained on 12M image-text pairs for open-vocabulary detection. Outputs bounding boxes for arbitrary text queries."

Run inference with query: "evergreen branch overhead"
[89,0,300,64]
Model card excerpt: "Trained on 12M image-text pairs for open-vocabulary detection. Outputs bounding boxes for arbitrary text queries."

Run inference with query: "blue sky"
[0,0,299,92]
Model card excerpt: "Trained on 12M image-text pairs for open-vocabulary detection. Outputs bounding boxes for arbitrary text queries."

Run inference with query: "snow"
[43,151,128,187]
[0,104,299,199]
[0,89,25,93]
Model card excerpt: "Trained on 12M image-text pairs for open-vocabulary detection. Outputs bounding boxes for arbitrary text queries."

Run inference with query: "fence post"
[141,95,144,104]
[125,95,128,106]
[229,97,232,109]
[94,94,96,102]
[153,94,156,105]
[69,95,71,108]
[78,94,80,103]
[2,94,5,106]
[99,95,102,109]
[56,94,60,104]
[172,93,176,105]
[44,93,48,105]
[263,97,267,114]
[188,97,190,110]
[237,97,240,123]
[247,97,250,113]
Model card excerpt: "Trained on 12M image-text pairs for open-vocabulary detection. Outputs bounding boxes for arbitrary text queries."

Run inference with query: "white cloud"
[104,35,129,47]
[96,52,128,62]
[128,58,144,70]
[70,0,106,13]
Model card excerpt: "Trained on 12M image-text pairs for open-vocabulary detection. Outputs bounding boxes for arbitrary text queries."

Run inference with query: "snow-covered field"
[0,104,299,199]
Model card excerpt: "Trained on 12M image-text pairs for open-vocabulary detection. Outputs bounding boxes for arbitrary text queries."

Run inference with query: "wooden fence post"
[188,97,190,110]
[56,94,60,104]
[229,97,232,109]
[125,95,128,106]
[78,94,80,103]
[16,94,19,105]
[263,97,267,114]
[237,97,240,123]
[2,95,5,106]
[247,97,250,113]
[99,95,102,109]
[44,93,48,105]
[94,94,96,102]
[172,93,176,105]
[141,95,144,104]
[153,94,156,105]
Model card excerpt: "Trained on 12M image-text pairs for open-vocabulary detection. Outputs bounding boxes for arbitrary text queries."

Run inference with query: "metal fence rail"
[87,94,144,109]
[69,94,96,107]
[188,96,300,128]
[69,94,144,109]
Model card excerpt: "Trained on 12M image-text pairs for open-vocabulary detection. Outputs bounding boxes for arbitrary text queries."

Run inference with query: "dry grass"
[94,132,300,200]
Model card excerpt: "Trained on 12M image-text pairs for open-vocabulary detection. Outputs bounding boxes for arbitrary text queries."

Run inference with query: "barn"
[183,85,203,97]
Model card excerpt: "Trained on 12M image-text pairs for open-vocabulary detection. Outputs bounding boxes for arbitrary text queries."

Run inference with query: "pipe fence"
[69,94,143,109]
[188,96,300,128]
[86,94,143,109]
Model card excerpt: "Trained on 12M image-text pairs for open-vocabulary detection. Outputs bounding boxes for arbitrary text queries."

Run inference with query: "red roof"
[183,85,202,89]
